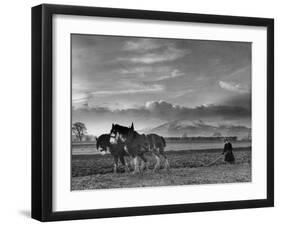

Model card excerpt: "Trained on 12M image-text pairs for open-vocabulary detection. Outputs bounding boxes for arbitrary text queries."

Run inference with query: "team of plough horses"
[96,123,170,174]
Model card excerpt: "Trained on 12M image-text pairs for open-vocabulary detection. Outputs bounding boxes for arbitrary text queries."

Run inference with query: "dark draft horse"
[96,133,148,173]
[146,133,170,171]
[110,123,170,174]
[109,124,149,174]
[96,134,130,173]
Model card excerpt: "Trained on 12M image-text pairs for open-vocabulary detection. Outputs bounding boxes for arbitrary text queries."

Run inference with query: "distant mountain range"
[139,120,251,139]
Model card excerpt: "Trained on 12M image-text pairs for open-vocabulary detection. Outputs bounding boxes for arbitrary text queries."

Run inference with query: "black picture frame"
[32,4,274,222]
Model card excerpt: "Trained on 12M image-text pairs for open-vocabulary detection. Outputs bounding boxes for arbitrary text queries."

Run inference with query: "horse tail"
[161,136,166,147]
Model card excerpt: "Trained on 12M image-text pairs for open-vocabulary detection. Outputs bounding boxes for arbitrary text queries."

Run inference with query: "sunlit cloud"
[90,84,164,96]
[75,100,251,122]
[123,39,161,51]
[119,46,189,64]
[72,93,91,104]
[219,81,249,93]
[154,69,185,81]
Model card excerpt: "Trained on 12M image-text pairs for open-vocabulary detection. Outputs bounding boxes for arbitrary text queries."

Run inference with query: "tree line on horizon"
[72,121,251,143]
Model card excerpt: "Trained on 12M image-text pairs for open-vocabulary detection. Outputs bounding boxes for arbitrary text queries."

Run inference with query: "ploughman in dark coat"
[222,140,235,163]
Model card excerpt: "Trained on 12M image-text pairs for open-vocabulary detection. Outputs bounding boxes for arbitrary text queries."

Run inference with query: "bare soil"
[71,147,251,190]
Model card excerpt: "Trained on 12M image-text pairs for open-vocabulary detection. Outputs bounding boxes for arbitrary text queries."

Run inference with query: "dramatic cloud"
[123,39,162,51]
[74,100,250,122]
[89,84,164,96]
[144,100,250,121]
[219,81,249,93]
[73,83,165,106]
[73,93,91,104]
[71,35,252,135]
[154,69,185,81]
[220,93,251,109]
[218,66,251,93]
[118,45,189,64]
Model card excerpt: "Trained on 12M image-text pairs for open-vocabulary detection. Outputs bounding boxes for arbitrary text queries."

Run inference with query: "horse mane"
[133,131,140,138]
[161,136,166,147]
[99,134,110,139]
[97,134,110,145]
[114,124,130,134]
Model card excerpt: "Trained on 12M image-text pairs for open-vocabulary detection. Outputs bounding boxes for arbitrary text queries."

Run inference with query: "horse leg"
[160,149,170,171]
[132,156,140,174]
[152,151,161,172]
[119,155,130,173]
[164,156,170,171]
[113,155,118,173]
[139,154,148,171]
[129,157,134,170]
[125,157,131,172]
[159,146,169,171]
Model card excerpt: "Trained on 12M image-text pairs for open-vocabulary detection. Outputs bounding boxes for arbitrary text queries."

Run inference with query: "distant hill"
[140,120,251,139]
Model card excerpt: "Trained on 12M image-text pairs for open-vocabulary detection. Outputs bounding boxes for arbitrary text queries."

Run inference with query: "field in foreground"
[71,147,251,190]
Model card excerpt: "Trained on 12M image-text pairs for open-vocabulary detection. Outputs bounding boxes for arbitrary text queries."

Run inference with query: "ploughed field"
[71,147,251,190]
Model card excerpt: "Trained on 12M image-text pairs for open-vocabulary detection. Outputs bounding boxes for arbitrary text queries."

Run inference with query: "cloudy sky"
[72,34,251,136]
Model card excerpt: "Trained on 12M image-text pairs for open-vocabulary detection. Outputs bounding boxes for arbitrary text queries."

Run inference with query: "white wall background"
[0,0,279,225]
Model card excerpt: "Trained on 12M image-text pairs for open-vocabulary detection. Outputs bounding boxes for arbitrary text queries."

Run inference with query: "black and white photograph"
[29,3,274,222]
[71,34,252,190]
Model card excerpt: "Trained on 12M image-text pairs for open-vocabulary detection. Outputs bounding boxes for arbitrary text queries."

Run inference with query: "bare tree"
[72,122,87,142]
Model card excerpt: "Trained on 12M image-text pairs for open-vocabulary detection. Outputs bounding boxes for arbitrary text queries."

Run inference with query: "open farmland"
[71,147,251,190]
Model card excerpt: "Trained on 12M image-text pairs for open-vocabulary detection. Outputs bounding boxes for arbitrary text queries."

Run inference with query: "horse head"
[110,123,126,144]
[109,123,135,145]
[96,134,111,155]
